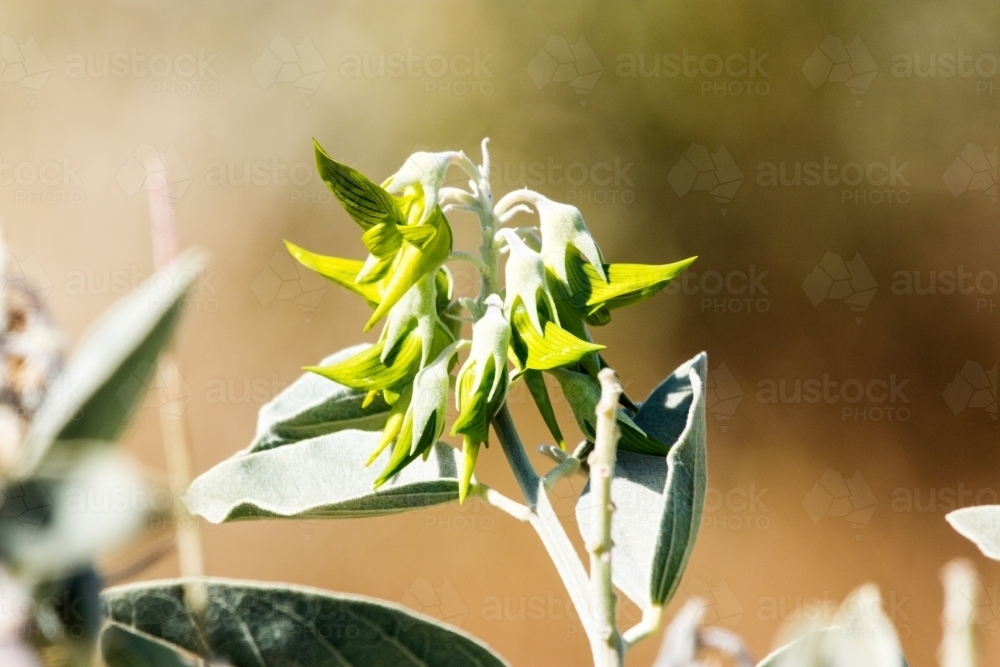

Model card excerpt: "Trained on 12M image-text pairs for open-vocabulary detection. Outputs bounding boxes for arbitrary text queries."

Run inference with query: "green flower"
[313,141,453,333]
[451,295,510,502]
[382,151,470,226]
[496,229,604,373]
[549,367,668,456]
[368,342,461,487]
[532,194,607,287]
[563,246,697,326]
[306,274,454,405]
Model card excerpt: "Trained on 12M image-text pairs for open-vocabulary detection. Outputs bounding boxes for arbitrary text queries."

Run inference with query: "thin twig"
[589,369,625,667]
[470,483,532,522]
[146,167,206,614]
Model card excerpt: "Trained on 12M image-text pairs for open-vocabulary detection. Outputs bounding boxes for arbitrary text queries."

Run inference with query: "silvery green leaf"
[17,249,206,475]
[101,578,509,667]
[575,353,707,610]
[101,623,196,667]
[947,505,1000,561]
[0,449,148,579]
[185,430,461,523]
[248,344,391,453]
[757,585,907,667]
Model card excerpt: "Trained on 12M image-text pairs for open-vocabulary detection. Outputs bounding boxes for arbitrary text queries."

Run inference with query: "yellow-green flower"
[496,229,604,373]
[382,151,469,226]
[563,246,697,326]
[451,295,510,502]
[306,274,454,406]
[549,367,669,456]
[313,141,453,333]
[368,341,461,487]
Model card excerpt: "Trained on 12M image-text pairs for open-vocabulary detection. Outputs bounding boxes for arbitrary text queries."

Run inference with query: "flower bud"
[532,195,607,288]
[498,229,559,335]
[451,295,511,501]
[383,151,467,226]
[371,342,460,487]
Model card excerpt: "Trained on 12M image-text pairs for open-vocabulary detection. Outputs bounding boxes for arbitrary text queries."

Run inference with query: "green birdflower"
[313,141,453,333]
[368,341,462,487]
[382,150,472,227]
[451,295,510,502]
[562,245,697,326]
[532,193,607,288]
[549,367,669,456]
[496,228,604,373]
[306,273,454,406]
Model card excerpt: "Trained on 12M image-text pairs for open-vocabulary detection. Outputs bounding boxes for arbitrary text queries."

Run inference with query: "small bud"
[382,273,439,366]
[531,195,607,288]
[383,151,468,226]
[451,295,511,501]
[497,229,559,335]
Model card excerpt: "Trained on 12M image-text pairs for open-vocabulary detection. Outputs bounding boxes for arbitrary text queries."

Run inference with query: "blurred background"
[2,0,999,664]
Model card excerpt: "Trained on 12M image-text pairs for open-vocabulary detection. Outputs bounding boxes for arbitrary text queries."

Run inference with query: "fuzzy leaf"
[248,345,391,453]
[575,353,707,610]
[756,585,906,667]
[0,449,148,579]
[102,623,196,667]
[17,249,205,475]
[102,579,509,667]
[185,430,462,522]
[947,505,1000,561]
[314,141,403,231]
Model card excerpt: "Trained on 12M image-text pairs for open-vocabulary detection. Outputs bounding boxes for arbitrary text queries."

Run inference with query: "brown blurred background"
[2,0,999,664]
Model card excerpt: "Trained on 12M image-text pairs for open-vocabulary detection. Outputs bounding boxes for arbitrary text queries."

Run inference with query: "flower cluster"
[290,140,695,501]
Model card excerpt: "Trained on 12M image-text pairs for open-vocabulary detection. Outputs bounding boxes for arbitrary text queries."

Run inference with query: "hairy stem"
[491,404,539,507]
[590,369,624,667]
[474,140,608,664]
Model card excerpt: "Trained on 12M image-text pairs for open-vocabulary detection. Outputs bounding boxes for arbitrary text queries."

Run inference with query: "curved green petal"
[306,334,423,393]
[360,222,404,259]
[523,369,567,450]
[565,247,696,324]
[365,206,453,332]
[509,300,604,371]
[314,140,404,231]
[284,241,383,308]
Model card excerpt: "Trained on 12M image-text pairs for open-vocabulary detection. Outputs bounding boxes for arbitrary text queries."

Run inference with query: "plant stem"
[473,141,613,665]
[590,369,624,667]
[492,404,605,658]
[491,404,539,507]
